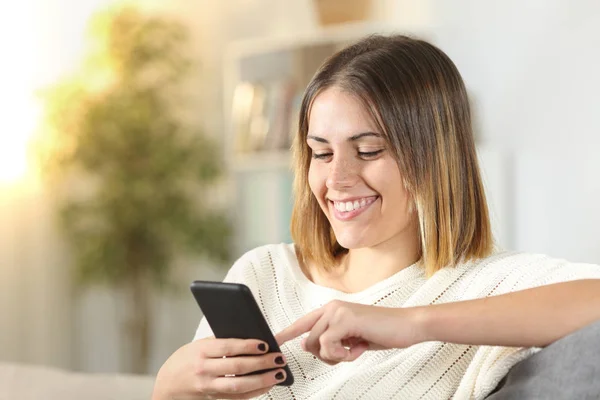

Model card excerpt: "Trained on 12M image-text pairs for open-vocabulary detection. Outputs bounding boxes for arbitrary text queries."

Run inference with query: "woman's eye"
[312,152,333,160]
[358,149,384,159]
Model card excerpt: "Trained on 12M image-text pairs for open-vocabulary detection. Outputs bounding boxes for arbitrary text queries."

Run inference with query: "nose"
[326,156,357,190]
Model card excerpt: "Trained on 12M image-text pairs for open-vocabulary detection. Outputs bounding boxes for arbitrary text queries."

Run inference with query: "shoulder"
[453,251,600,298]
[223,243,298,284]
[475,251,600,278]
[229,243,297,272]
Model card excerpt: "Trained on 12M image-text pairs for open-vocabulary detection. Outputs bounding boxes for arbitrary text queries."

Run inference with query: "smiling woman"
[153,34,600,400]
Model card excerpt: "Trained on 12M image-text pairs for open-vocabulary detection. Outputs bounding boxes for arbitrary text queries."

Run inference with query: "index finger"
[276,308,324,345]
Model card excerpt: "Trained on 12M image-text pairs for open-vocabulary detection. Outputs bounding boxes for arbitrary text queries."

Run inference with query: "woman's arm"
[277,279,600,365]
[417,279,600,348]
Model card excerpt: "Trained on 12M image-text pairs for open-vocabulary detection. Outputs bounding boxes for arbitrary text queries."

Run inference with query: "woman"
[152,35,600,400]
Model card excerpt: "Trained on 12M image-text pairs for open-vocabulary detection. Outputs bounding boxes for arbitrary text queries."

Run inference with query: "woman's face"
[307,87,417,251]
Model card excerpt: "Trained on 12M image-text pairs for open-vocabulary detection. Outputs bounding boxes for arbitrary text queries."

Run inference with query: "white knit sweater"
[194,243,600,399]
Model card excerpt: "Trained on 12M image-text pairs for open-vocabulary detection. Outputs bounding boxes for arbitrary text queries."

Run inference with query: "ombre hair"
[290,35,493,277]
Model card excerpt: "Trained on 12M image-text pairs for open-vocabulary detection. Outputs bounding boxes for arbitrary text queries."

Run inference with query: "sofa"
[0,362,154,400]
[488,319,600,399]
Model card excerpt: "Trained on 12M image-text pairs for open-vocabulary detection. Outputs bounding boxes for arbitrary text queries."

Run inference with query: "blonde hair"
[291,35,494,277]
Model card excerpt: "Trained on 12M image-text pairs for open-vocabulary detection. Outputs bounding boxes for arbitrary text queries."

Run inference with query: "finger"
[203,353,286,377]
[317,328,346,363]
[304,313,330,356]
[346,341,369,361]
[322,329,370,364]
[330,336,370,362]
[342,337,371,351]
[276,308,324,344]
[201,339,268,358]
[210,368,287,395]
[193,335,215,341]
[341,337,362,348]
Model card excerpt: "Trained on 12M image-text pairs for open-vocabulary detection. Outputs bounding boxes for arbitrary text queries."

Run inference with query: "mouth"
[328,196,378,221]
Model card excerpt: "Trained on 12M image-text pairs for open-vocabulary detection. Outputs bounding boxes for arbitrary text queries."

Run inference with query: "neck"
[312,223,421,293]
[347,231,420,289]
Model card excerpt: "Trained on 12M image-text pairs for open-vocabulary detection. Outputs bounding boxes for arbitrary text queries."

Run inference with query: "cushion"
[0,362,154,400]
[486,319,600,399]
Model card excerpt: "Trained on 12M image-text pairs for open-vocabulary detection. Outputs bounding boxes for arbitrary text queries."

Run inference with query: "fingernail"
[275,356,285,365]
[275,372,285,380]
[258,343,267,352]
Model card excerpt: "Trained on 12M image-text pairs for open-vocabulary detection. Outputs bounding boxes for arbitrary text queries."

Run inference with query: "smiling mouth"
[329,196,378,213]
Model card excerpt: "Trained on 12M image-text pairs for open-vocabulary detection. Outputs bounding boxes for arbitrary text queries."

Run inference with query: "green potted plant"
[34,5,230,374]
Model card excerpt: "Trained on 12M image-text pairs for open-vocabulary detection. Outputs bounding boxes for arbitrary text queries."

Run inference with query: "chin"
[333,230,371,250]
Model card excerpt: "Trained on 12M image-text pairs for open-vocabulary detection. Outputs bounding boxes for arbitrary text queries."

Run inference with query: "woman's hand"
[152,337,288,400]
[276,300,427,365]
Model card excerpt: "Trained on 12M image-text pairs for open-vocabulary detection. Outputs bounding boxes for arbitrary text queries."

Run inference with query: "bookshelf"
[223,21,432,254]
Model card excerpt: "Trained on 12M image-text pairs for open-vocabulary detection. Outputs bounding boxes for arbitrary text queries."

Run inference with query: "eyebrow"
[307,132,383,143]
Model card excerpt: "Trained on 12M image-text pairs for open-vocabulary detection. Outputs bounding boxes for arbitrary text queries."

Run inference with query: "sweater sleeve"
[192,250,256,341]
[454,254,600,399]
[456,252,600,300]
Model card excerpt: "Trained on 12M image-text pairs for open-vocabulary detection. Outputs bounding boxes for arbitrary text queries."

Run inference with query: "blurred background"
[1,0,599,380]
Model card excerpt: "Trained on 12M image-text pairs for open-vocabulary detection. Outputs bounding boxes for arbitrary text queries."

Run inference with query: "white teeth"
[333,197,375,213]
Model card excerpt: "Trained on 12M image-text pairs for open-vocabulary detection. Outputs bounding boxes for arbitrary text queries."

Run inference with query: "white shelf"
[231,150,292,172]
[225,20,425,60]
[223,20,436,175]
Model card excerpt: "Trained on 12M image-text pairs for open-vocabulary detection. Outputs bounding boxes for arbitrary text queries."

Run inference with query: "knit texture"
[194,243,600,399]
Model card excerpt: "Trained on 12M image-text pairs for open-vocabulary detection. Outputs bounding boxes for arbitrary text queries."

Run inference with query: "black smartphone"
[190,280,294,386]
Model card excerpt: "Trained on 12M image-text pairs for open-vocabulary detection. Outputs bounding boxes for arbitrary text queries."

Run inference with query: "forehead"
[308,87,381,138]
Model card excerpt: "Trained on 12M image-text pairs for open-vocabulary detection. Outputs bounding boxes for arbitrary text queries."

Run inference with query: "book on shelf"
[232,82,268,154]
[232,79,302,157]
[287,91,303,149]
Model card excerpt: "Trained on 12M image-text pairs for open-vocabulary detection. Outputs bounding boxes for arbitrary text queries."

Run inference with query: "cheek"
[308,164,323,198]
[377,166,412,211]
[389,182,414,219]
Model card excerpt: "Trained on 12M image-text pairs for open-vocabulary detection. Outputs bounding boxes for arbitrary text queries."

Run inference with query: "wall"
[0,0,113,370]
[428,0,600,262]
[0,183,73,369]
